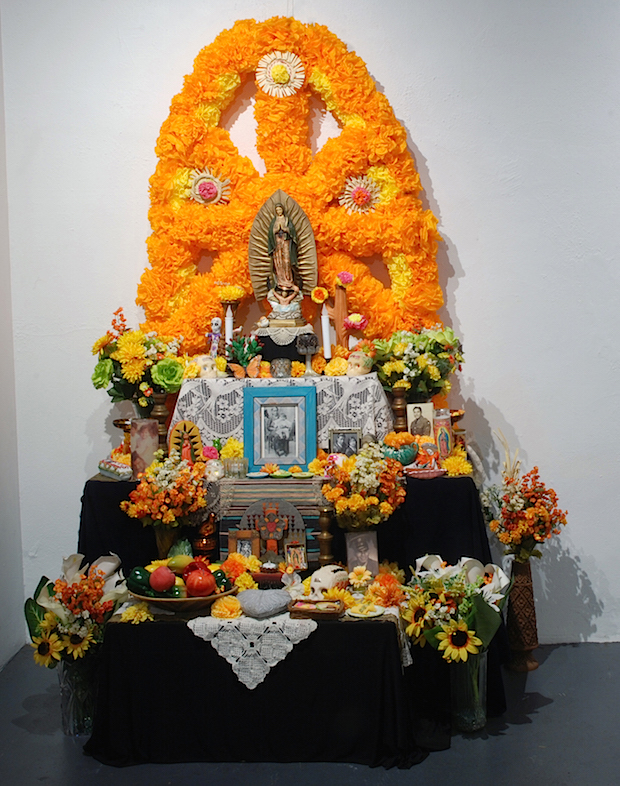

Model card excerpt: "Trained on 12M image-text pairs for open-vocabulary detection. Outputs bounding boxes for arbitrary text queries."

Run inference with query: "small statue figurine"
[207,317,222,357]
[346,351,373,377]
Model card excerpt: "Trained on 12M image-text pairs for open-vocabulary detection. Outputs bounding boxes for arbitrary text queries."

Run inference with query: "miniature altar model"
[170,373,393,449]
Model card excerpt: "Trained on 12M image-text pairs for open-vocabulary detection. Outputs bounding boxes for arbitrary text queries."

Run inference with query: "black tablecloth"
[79,473,507,766]
[84,618,427,768]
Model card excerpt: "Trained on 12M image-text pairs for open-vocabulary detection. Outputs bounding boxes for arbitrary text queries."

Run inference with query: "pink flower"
[198,181,218,201]
[202,445,219,460]
[337,271,354,286]
[344,313,369,331]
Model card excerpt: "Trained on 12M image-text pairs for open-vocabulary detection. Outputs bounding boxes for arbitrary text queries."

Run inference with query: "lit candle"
[321,304,332,360]
[225,306,233,345]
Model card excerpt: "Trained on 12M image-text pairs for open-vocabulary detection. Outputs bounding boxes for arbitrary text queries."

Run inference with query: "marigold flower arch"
[139,16,443,353]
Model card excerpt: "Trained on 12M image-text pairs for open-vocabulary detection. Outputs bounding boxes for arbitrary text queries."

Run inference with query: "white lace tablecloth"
[170,373,393,449]
[187,613,317,690]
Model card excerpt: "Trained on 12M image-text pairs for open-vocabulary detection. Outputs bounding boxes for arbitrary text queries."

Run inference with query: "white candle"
[225,306,233,345]
[321,304,332,360]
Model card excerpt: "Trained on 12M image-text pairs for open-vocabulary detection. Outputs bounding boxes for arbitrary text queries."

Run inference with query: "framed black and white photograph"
[228,529,260,559]
[406,402,435,438]
[243,386,317,472]
[345,530,379,575]
[329,428,362,457]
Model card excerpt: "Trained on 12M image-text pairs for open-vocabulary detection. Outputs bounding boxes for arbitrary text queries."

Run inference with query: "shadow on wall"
[534,537,604,642]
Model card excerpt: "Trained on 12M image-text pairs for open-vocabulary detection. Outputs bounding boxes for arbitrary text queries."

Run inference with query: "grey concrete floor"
[0,642,617,785]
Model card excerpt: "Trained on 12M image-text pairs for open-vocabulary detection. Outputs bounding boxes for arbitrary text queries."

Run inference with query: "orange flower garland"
[139,17,443,353]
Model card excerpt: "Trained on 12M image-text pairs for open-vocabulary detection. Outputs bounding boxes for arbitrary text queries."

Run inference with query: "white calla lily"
[91,553,123,594]
[415,554,461,579]
[62,553,86,584]
[35,584,72,625]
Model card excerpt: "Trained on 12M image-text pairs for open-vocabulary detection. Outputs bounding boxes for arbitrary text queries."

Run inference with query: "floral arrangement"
[481,435,567,562]
[92,308,185,411]
[120,449,207,527]
[321,442,406,530]
[138,17,444,353]
[441,446,473,477]
[25,554,127,668]
[401,555,510,662]
[374,327,463,402]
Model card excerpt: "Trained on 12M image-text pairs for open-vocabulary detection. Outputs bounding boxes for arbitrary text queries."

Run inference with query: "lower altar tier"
[169,372,393,450]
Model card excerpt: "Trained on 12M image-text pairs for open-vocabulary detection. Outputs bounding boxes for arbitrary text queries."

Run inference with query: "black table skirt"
[79,473,507,766]
[84,618,429,768]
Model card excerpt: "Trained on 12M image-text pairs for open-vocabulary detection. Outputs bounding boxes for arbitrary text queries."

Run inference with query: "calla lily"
[62,553,86,584]
[91,553,123,593]
[35,583,72,625]
[459,557,509,609]
[415,555,461,579]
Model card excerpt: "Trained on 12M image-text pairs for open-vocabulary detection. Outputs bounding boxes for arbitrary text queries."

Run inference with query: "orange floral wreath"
[139,17,443,353]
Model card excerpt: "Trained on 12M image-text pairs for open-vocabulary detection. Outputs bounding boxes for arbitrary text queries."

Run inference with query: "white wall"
[0,8,26,669]
[0,0,618,660]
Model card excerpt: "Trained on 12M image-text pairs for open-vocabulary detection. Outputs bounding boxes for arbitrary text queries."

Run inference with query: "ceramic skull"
[308,564,349,600]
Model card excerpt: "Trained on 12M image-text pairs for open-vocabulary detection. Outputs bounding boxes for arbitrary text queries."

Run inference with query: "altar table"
[79,474,508,767]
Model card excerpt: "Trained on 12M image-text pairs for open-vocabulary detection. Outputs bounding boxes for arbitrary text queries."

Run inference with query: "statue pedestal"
[255,324,314,361]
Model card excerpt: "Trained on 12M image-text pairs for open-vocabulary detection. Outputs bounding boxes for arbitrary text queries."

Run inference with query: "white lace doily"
[170,374,393,449]
[187,613,317,689]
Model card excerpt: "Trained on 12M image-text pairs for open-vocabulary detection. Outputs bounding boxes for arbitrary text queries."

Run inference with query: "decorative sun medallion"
[339,175,382,214]
[190,168,231,205]
[256,51,305,97]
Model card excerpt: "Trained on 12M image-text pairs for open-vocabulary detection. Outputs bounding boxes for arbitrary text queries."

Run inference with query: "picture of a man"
[409,406,432,436]
[345,532,379,575]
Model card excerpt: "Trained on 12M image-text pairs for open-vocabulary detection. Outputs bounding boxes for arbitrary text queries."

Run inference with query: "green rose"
[151,357,184,392]
[92,358,114,389]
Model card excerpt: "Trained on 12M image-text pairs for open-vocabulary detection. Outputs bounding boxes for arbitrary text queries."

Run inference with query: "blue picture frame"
[243,386,317,472]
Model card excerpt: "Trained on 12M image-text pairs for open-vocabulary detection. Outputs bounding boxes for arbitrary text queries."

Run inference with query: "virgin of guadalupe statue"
[248,190,318,303]
[268,204,298,289]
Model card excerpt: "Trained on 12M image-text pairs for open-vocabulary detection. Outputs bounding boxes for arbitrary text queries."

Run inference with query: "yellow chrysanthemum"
[441,450,473,477]
[302,576,312,596]
[235,572,258,591]
[324,357,348,377]
[31,632,64,667]
[183,361,201,379]
[111,330,146,363]
[120,602,154,624]
[215,356,227,372]
[211,595,243,619]
[436,619,482,662]
[392,379,411,389]
[220,437,243,459]
[291,361,306,377]
[121,357,148,384]
[62,630,95,660]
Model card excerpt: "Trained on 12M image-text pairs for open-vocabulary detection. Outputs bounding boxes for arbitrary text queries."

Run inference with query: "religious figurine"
[346,351,373,377]
[248,189,318,303]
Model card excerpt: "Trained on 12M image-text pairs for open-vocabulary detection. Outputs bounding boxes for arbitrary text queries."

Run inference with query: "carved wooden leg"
[391,387,408,432]
[318,506,334,566]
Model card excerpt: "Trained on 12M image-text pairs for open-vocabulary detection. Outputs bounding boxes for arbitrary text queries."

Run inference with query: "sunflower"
[38,611,59,635]
[62,630,95,660]
[322,587,356,610]
[401,593,431,639]
[436,619,482,662]
[31,632,64,667]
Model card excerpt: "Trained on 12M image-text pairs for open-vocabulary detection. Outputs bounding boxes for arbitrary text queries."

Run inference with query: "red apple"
[149,566,176,593]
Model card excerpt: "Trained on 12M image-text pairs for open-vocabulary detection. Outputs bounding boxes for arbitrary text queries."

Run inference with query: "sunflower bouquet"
[401,554,510,662]
[374,327,464,401]
[25,554,127,668]
[480,434,567,563]
[91,307,185,412]
[321,442,406,530]
[120,449,207,528]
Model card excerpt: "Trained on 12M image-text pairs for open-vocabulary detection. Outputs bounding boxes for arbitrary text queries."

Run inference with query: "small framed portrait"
[243,386,317,472]
[228,529,260,559]
[130,418,159,480]
[329,428,362,457]
[284,542,308,571]
[345,531,379,575]
[407,402,435,439]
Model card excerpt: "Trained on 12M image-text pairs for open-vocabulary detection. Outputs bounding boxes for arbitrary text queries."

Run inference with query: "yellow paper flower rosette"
[211,595,243,619]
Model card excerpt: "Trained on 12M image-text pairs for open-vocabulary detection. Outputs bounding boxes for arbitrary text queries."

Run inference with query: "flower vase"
[154,524,177,559]
[506,559,539,671]
[450,650,487,732]
[390,386,408,432]
[58,657,98,737]
[150,391,169,449]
